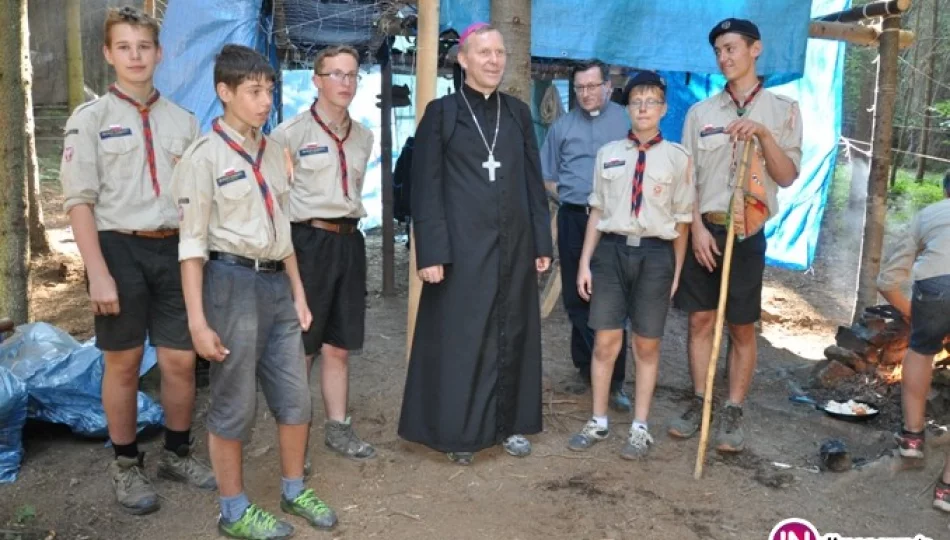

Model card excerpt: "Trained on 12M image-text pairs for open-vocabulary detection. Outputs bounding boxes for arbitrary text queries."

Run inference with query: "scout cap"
[708,18,761,46]
[622,71,667,103]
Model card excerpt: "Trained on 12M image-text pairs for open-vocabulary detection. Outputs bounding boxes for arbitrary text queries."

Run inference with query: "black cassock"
[398,85,553,453]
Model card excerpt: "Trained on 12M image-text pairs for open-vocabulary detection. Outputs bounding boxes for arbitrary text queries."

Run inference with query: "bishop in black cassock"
[398,24,553,464]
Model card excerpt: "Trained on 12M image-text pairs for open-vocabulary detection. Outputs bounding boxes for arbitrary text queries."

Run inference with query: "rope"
[840,136,950,165]
[539,83,564,126]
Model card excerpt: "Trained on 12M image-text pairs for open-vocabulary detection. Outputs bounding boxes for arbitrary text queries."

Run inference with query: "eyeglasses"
[628,99,665,110]
[317,71,362,84]
[573,82,605,94]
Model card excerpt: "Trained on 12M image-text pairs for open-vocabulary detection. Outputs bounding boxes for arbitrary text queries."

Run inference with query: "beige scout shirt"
[681,88,802,216]
[877,198,950,292]
[270,108,374,220]
[60,87,199,231]
[173,119,293,263]
[588,139,694,239]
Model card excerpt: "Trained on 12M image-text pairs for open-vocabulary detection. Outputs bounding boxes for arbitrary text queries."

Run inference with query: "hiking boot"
[218,504,294,540]
[668,395,706,439]
[567,419,609,451]
[446,452,475,465]
[109,454,160,515]
[325,418,376,460]
[934,480,950,513]
[895,428,925,459]
[609,386,632,413]
[157,444,217,490]
[503,435,532,457]
[281,488,338,530]
[715,403,745,453]
[620,427,654,460]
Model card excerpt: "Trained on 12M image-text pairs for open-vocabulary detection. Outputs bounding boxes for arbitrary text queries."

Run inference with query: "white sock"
[632,420,648,432]
[593,415,608,429]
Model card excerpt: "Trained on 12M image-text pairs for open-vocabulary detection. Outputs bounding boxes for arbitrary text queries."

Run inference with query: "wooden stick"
[816,0,911,24]
[808,21,915,50]
[539,202,561,318]
[406,0,440,362]
[693,142,754,480]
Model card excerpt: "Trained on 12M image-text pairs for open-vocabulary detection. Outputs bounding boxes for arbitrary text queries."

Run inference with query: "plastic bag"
[0,366,28,483]
[0,323,163,439]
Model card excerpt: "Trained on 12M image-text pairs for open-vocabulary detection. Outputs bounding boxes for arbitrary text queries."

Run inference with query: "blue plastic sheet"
[0,323,163,439]
[0,366,27,484]
[440,0,813,81]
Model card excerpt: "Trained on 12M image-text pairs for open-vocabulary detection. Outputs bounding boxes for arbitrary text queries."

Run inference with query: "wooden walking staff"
[693,140,755,480]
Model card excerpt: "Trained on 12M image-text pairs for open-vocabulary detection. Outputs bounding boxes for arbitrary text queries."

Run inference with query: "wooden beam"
[853,15,902,324]
[407,0,439,361]
[66,0,84,112]
[809,20,914,49]
[381,42,396,297]
[817,0,911,23]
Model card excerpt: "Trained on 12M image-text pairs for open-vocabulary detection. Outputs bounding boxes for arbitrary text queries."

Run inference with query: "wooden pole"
[817,0,911,23]
[807,21,914,49]
[144,0,156,17]
[66,0,84,112]
[853,15,901,325]
[914,0,939,181]
[407,0,439,360]
[381,41,396,296]
[694,142,753,480]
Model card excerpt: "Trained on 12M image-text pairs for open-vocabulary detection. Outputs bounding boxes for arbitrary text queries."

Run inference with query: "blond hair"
[104,6,160,47]
[314,45,360,73]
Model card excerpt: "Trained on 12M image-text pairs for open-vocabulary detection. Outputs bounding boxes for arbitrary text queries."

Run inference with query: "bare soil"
[1,158,948,540]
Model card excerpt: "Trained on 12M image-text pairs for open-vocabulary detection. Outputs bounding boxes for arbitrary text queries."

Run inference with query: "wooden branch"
[817,0,911,24]
[809,21,915,49]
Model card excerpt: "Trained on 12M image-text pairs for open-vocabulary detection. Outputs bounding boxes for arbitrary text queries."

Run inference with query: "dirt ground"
[2,159,949,540]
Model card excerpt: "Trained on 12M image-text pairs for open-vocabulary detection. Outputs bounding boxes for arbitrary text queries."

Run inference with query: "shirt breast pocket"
[600,165,628,203]
[695,134,729,174]
[99,135,141,186]
[214,172,256,224]
[645,170,673,206]
[297,152,333,197]
[159,136,188,166]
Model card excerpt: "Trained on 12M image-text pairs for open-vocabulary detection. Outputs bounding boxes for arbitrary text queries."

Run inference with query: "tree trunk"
[23,8,49,256]
[491,0,532,105]
[67,0,84,112]
[853,15,901,325]
[0,0,31,323]
[915,0,939,181]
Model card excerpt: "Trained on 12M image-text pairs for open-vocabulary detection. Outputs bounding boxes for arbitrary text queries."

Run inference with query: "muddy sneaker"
[668,395,706,439]
[609,386,632,413]
[567,419,609,451]
[503,435,532,457]
[218,504,294,540]
[281,488,338,530]
[109,454,160,515]
[620,427,654,460]
[157,444,217,490]
[934,480,950,513]
[895,428,925,459]
[715,403,745,453]
[446,452,475,465]
[325,417,376,460]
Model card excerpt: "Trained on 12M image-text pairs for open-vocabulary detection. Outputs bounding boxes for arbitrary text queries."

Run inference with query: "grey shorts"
[588,234,675,339]
[203,260,312,442]
[910,275,950,355]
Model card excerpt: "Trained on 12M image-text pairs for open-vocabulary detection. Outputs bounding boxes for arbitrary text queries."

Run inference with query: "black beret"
[622,71,666,103]
[708,18,761,46]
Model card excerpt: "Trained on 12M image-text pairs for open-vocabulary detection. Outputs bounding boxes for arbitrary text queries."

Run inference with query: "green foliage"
[888,169,945,222]
[15,504,36,524]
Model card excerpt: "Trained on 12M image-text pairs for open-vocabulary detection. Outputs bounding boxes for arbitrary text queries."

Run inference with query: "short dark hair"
[104,6,160,48]
[571,60,608,84]
[214,44,276,90]
[943,171,950,195]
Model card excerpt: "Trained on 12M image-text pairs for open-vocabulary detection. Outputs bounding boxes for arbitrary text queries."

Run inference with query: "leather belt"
[209,251,284,273]
[560,203,590,214]
[114,229,179,239]
[601,233,671,248]
[296,219,359,235]
[702,212,729,226]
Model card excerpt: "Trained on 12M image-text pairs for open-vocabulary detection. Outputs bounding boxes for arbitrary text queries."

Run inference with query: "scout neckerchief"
[109,84,161,196]
[724,80,763,117]
[627,130,663,217]
[310,101,353,200]
[211,118,275,234]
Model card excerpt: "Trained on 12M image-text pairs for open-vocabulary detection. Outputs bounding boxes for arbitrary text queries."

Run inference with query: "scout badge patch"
[729,140,769,241]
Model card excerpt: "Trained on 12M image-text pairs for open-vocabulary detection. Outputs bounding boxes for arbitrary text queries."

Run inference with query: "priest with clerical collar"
[398,22,553,466]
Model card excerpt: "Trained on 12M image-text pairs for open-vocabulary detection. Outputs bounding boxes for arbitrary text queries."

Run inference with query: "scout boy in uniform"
[59,5,214,515]
[173,44,337,539]
[567,71,694,459]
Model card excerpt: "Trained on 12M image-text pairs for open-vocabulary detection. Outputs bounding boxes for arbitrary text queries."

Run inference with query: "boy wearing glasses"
[567,71,693,459]
[271,45,376,463]
[540,60,630,408]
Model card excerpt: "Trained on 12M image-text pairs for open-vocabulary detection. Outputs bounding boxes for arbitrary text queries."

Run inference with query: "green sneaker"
[280,488,338,530]
[218,504,294,540]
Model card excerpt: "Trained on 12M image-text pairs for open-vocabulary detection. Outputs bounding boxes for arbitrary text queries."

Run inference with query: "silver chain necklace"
[459,86,502,182]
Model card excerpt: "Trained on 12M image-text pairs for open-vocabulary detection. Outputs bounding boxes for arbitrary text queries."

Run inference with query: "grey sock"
[281,476,305,501]
[220,492,251,523]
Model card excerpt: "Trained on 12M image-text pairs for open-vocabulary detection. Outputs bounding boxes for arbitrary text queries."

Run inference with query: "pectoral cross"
[482,153,501,182]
